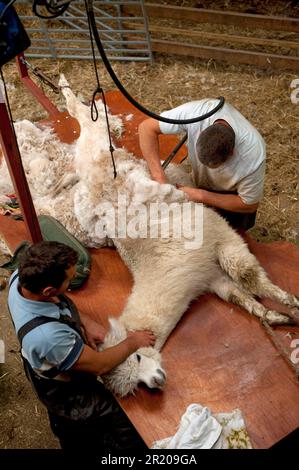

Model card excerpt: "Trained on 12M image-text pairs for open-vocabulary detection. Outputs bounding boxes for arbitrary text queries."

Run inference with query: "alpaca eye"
[136,354,141,363]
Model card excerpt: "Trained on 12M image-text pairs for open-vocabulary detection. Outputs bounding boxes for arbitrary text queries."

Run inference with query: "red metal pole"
[16,53,59,117]
[0,87,43,244]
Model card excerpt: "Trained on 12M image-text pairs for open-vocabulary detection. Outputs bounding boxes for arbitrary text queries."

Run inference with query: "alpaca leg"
[211,273,292,325]
[217,237,299,309]
[58,74,88,121]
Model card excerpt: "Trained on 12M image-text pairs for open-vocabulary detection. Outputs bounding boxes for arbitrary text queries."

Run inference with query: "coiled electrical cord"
[85,0,225,126]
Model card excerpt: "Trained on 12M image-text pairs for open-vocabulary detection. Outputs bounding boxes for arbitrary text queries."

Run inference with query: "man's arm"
[178,186,259,213]
[79,312,106,350]
[71,330,155,376]
[138,118,167,184]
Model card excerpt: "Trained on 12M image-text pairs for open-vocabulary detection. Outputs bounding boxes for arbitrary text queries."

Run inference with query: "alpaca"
[1,76,299,397]
[57,76,299,396]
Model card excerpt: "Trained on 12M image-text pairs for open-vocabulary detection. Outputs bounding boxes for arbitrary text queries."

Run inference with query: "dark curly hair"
[18,241,78,294]
[196,123,235,166]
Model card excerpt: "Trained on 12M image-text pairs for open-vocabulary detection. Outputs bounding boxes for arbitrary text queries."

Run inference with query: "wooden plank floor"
[1,91,299,448]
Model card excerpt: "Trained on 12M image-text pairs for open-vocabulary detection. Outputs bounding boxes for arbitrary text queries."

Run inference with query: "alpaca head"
[100,318,167,397]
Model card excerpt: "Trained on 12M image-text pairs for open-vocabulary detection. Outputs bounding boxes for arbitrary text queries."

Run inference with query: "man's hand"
[127,330,156,349]
[138,118,168,184]
[80,314,107,351]
[71,329,156,376]
[153,173,168,185]
[176,184,205,203]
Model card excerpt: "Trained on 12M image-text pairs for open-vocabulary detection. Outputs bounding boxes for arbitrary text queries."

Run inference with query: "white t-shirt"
[159,99,266,205]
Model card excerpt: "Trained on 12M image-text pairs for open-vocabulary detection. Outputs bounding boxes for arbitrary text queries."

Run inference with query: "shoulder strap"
[17,317,62,379]
[9,272,19,287]
[57,294,86,341]
[17,317,58,344]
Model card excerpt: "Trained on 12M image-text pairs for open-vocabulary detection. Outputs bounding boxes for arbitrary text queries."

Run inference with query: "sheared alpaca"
[1,76,299,397]
[58,76,299,396]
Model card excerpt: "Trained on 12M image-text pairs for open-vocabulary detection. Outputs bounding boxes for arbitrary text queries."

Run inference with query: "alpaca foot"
[58,73,69,89]
[289,307,299,325]
[264,310,294,325]
[280,294,299,310]
[289,296,299,309]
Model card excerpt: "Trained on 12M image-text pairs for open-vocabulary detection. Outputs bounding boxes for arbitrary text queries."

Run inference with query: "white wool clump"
[0,120,76,198]
[0,154,14,195]
[0,91,125,248]
[0,74,193,256]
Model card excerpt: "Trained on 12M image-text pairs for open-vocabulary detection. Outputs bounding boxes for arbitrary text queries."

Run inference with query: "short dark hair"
[18,241,78,294]
[196,123,235,166]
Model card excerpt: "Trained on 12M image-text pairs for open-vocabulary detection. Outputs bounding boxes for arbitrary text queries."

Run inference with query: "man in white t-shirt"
[138,99,266,230]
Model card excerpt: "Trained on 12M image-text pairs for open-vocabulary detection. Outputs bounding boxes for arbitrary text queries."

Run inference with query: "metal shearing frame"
[17,0,153,62]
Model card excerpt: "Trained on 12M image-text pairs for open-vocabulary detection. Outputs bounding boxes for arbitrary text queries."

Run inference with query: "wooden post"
[0,87,42,244]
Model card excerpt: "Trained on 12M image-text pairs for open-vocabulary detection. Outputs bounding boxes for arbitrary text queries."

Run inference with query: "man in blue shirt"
[8,241,155,453]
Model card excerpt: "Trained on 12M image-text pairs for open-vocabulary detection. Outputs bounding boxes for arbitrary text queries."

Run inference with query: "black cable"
[84,0,117,178]
[30,0,225,174]
[30,1,225,125]
[86,0,225,125]
[32,0,70,19]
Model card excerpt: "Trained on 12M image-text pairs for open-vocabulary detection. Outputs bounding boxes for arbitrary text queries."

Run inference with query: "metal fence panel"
[17,0,153,62]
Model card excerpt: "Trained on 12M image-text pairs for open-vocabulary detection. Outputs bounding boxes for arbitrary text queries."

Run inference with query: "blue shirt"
[8,271,84,377]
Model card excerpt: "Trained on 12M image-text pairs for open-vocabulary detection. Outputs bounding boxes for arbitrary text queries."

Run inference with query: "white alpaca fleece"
[1,75,299,397]
[0,97,125,246]
[101,319,164,397]
[0,120,75,197]
[99,318,140,397]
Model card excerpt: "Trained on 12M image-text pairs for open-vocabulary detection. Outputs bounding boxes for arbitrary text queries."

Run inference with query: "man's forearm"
[201,190,258,213]
[139,121,167,183]
[71,340,139,376]
[187,188,258,213]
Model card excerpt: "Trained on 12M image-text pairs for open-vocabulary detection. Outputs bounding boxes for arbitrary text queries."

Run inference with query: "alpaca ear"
[108,317,127,340]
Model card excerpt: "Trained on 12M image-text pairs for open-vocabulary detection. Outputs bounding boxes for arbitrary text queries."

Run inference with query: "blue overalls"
[8,273,147,453]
